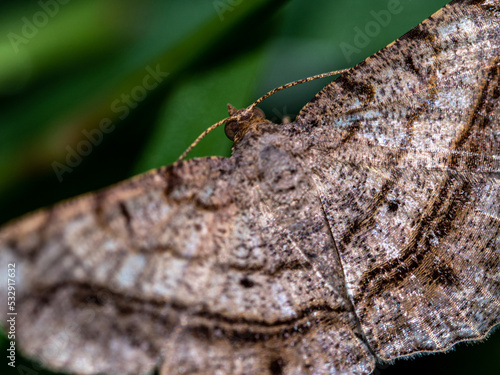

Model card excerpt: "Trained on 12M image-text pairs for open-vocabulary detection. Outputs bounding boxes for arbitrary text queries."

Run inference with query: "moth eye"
[224,120,238,141]
[252,106,266,119]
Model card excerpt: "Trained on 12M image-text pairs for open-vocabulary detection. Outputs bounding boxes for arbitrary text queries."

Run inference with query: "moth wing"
[297,0,500,360]
[0,155,375,375]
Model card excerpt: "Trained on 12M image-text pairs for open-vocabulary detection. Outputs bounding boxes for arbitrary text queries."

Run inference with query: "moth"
[1,0,499,374]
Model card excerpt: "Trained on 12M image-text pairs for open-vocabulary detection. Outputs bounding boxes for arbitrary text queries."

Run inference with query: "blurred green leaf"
[133,48,265,173]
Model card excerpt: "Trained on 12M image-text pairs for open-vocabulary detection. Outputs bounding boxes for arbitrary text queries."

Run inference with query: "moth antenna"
[177,68,350,162]
[176,116,231,163]
[249,68,350,109]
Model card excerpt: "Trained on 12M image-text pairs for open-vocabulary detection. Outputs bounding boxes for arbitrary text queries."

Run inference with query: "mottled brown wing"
[297,0,500,361]
[0,150,375,374]
[2,1,499,374]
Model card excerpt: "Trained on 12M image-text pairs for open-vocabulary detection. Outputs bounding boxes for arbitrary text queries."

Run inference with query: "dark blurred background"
[0,0,498,374]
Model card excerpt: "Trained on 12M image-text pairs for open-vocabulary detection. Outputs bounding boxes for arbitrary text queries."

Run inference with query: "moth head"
[224,104,268,142]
